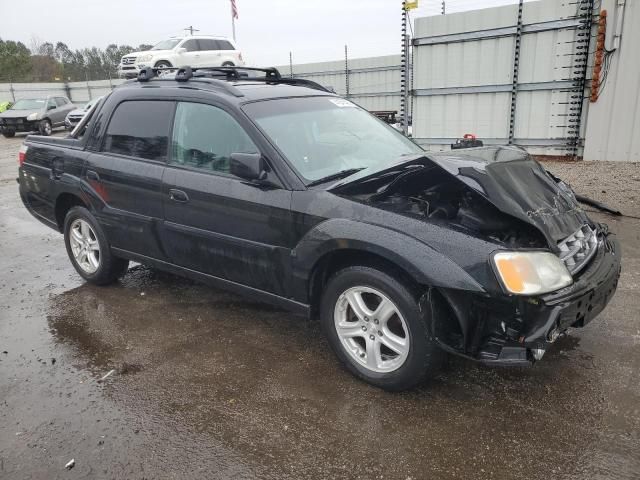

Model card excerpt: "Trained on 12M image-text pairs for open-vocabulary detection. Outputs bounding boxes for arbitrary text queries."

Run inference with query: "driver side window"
[170,102,258,175]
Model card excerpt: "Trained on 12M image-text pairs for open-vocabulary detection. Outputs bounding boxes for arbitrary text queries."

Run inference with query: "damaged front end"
[332,146,622,365]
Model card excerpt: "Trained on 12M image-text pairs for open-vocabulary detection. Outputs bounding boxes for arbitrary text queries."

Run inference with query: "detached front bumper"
[439,229,621,366]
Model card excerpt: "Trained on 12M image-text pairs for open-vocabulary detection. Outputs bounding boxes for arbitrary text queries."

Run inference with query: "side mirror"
[176,47,187,54]
[230,153,266,181]
[47,104,56,110]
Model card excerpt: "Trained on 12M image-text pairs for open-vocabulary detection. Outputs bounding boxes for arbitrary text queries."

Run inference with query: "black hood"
[332,146,588,247]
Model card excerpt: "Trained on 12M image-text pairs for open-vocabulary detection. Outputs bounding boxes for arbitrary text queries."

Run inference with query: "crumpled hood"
[332,146,588,248]
[424,146,588,245]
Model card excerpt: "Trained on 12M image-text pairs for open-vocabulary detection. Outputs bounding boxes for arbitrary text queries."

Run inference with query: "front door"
[178,39,201,67]
[161,101,294,296]
[84,99,174,260]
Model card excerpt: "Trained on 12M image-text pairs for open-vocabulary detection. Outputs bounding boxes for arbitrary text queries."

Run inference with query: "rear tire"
[222,61,235,67]
[38,119,52,136]
[2,130,15,138]
[320,266,443,391]
[63,206,129,285]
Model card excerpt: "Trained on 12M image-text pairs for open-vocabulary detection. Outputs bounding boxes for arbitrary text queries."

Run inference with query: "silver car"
[64,97,103,130]
[0,96,75,137]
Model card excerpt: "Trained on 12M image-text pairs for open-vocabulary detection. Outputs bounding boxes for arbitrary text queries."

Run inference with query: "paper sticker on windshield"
[330,98,356,108]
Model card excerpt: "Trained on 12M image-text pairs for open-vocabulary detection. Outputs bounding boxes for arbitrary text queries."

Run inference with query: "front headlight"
[27,112,38,121]
[493,251,573,295]
[137,54,153,62]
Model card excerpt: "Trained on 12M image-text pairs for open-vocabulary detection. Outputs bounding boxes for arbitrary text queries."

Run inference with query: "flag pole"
[232,15,236,41]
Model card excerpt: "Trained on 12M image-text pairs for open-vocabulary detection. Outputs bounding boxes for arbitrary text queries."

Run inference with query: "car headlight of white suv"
[492,251,573,295]
[137,54,154,63]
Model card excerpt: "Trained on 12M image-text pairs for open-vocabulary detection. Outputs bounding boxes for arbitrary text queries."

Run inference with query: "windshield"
[151,39,182,50]
[243,97,423,183]
[11,99,46,110]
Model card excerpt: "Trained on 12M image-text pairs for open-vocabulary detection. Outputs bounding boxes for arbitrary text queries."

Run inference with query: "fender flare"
[290,218,485,303]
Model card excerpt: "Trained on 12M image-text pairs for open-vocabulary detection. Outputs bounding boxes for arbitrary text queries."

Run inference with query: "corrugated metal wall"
[276,54,402,112]
[583,0,640,162]
[412,0,590,154]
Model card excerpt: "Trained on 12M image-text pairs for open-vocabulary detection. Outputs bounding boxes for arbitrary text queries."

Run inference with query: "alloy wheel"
[333,286,410,373]
[69,219,101,274]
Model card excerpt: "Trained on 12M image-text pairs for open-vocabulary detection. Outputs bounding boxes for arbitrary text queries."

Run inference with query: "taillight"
[18,144,28,167]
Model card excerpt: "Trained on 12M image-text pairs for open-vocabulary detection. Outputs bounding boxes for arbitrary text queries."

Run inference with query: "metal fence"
[411,0,595,156]
[0,78,125,105]
[276,54,403,113]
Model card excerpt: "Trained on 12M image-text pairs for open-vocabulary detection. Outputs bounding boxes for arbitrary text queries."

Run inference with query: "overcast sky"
[1,0,526,65]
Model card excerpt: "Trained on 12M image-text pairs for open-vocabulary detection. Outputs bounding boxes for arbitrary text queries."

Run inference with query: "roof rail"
[136,65,333,94]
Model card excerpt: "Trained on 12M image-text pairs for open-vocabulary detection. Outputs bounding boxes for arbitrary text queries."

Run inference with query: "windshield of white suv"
[243,97,423,184]
[11,99,46,110]
[151,39,182,50]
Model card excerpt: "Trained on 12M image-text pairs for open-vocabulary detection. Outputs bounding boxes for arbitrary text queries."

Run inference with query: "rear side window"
[170,102,258,174]
[103,101,173,161]
[198,39,218,51]
[217,40,235,50]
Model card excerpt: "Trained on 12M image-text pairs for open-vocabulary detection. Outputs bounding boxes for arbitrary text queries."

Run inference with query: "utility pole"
[442,1,446,15]
[400,2,409,135]
[344,45,350,98]
[184,26,199,36]
[289,52,293,78]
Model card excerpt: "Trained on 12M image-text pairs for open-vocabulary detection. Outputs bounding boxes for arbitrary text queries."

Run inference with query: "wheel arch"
[154,59,173,67]
[54,192,89,232]
[291,219,486,318]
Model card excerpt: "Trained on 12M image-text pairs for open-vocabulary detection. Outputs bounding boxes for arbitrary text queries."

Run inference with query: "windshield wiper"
[306,168,366,187]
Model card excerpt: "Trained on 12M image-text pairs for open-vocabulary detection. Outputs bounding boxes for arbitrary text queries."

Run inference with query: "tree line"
[0,38,154,83]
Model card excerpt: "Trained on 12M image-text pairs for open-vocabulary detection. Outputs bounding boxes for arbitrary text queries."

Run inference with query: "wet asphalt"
[1,133,639,480]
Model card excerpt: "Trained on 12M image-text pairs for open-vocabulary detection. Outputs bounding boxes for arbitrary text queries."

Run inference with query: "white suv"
[119,36,244,78]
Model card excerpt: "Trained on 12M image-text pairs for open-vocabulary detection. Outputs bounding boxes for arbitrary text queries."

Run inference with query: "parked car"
[118,36,244,78]
[17,66,621,391]
[0,96,74,137]
[65,96,103,131]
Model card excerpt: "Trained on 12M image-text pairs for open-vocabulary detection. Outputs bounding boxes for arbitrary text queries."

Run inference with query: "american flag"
[230,0,238,19]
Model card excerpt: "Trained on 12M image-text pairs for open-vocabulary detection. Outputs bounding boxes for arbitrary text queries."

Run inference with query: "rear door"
[161,101,294,296]
[84,99,174,260]
[197,39,222,66]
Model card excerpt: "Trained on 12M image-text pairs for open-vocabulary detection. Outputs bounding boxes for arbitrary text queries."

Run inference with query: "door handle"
[169,189,189,202]
[86,170,100,181]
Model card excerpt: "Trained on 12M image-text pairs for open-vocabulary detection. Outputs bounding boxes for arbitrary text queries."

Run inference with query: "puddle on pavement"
[43,264,629,479]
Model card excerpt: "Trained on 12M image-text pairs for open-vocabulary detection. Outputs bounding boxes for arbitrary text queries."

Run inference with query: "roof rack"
[136,65,332,94]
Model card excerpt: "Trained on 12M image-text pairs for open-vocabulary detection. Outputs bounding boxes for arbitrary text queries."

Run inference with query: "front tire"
[320,266,442,391]
[154,61,172,69]
[222,61,235,67]
[38,119,52,136]
[63,206,129,285]
[2,130,15,138]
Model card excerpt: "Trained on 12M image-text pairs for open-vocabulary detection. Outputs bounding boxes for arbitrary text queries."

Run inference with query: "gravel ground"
[543,160,640,219]
[1,133,639,479]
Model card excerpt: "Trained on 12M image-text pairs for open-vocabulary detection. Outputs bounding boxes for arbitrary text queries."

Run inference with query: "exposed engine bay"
[345,165,547,249]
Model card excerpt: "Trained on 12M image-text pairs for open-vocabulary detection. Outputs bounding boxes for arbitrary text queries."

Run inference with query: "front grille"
[3,118,24,125]
[122,56,136,65]
[68,115,83,122]
[558,224,598,274]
